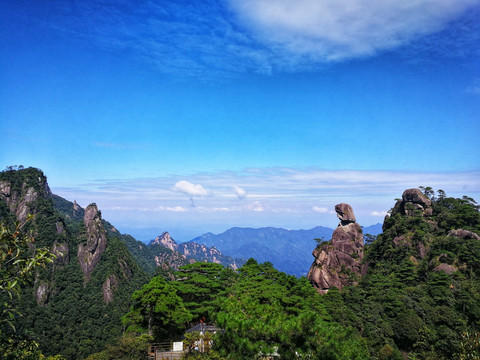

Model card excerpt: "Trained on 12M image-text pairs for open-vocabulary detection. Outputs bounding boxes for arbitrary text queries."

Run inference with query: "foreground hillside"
[0,167,151,358]
[319,188,480,359]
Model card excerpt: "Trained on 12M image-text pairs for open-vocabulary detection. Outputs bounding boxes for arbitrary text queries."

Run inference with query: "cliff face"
[78,203,108,283]
[307,203,365,294]
[0,168,51,223]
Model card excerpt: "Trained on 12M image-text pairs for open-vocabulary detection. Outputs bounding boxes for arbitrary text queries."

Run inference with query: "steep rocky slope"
[0,167,148,358]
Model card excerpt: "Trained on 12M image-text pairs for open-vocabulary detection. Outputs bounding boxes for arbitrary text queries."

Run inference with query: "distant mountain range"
[149,232,245,270]
[188,224,382,277]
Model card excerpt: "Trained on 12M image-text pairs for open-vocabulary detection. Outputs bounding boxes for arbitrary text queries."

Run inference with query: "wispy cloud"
[233,185,247,199]
[52,166,480,233]
[228,0,480,61]
[14,0,479,77]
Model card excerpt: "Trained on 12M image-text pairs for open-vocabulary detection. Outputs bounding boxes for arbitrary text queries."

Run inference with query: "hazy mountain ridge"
[150,232,245,270]
[189,226,335,276]
[188,224,383,277]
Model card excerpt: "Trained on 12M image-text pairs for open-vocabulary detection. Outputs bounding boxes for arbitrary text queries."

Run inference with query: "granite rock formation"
[150,232,243,270]
[102,274,118,305]
[307,203,365,294]
[389,188,433,220]
[448,229,480,241]
[77,203,108,282]
[152,232,178,251]
[0,172,51,223]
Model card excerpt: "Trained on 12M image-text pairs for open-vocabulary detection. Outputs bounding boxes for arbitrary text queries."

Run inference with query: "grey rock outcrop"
[389,188,433,219]
[52,242,69,265]
[78,204,107,283]
[448,229,480,241]
[102,274,118,304]
[307,204,365,294]
[35,281,50,306]
[0,175,51,223]
[433,263,457,275]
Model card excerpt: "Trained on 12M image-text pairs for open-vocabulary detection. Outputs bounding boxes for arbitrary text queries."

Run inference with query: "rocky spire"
[307,203,365,294]
[77,203,108,283]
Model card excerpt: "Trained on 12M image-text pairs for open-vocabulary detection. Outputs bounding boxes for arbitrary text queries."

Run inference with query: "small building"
[148,341,184,360]
[185,323,222,335]
[148,323,223,359]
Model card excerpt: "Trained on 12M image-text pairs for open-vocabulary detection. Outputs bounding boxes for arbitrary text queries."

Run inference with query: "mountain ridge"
[149,232,245,270]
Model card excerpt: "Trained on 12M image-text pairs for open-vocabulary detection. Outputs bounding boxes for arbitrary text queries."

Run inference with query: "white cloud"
[173,180,209,196]
[172,180,210,206]
[247,201,266,212]
[229,0,479,60]
[233,185,247,199]
[166,206,187,212]
[53,167,480,236]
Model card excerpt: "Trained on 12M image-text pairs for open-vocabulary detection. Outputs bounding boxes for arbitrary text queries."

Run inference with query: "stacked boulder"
[390,188,433,218]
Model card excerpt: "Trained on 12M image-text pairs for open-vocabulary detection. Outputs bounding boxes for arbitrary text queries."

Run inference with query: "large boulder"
[390,188,433,218]
[448,229,480,240]
[335,203,356,224]
[307,204,365,294]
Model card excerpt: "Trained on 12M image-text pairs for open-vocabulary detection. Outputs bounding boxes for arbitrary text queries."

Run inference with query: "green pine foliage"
[172,262,230,324]
[213,259,369,359]
[122,276,192,341]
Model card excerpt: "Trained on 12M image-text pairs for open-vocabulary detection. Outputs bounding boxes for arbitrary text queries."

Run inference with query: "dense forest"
[1,167,479,359]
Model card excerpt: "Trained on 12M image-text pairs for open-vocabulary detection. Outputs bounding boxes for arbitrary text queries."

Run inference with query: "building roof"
[186,323,222,334]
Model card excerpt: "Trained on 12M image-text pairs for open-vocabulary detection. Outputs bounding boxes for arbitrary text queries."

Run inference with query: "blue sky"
[1,0,479,241]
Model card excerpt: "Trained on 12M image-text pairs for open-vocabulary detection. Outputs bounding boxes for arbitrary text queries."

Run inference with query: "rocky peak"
[151,232,178,251]
[78,203,108,282]
[390,188,433,219]
[307,203,365,294]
